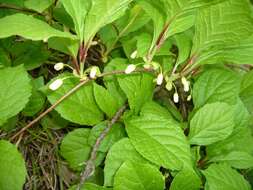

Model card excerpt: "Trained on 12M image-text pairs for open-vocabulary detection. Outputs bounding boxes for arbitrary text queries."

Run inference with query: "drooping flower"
[181,77,190,92]
[90,66,100,79]
[49,79,63,91]
[54,62,64,71]
[173,92,179,103]
[130,50,138,59]
[187,95,192,101]
[166,81,173,91]
[156,73,164,85]
[125,64,136,74]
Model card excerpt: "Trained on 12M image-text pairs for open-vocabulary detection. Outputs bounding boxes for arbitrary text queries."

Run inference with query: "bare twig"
[77,104,128,190]
[11,69,153,141]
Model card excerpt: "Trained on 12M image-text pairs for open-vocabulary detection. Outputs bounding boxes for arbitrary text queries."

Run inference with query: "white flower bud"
[187,95,192,101]
[181,77,187,85]
[49,79,63,91]
[90,66,99,79]
[173,93,179,103]
[125,64,136,74]
[166,81,173,91]
[156,73,164,85]
[54,62,64,71]
[43,38,48,43]
[181,77,190,92]
[130,50,138,59]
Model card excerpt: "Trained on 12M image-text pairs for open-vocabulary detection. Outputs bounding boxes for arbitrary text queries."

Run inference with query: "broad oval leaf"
[0,65,32,126]
[202,163,251,190]
[209,151,253,169]
[60,128,105,171]
[84,0,133,43]
[0,140,27,190]
[47,78,103,125]
[0,13,76,41]
[193,68,240,108]
[189,102,234,145]
[104,138,147,186]
[114,161,165,190]
[125,101,192,170]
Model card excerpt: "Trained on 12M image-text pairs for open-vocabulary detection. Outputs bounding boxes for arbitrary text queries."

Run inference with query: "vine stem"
[77,104,128,190]
[11,69,153,141]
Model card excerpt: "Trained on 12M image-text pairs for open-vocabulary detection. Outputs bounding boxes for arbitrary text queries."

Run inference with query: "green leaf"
[24,0,54,13]
[23,77,45,116]
[69,183,111,190]
[189,103,234,145]
[104,138,147,186]
[47,78,103,125]
[11,41,50,70]
[240,70,253,114]
[193,68,240,108]
[209,151,253,169]
[60,128,105,171]
[84,0,133,43]
[0,65,31,126]
[0,13,76,41]
[125,101,192,169]
[207,127,253,160]
[93,83,121,118]
[202,163,251,190]
[0,140,27,190]
[60,0,91,41]
[114,161,165,190]
[192,0,253,65]
[105,58,155,114]
[170,168,201,190]
[88,122,126,153]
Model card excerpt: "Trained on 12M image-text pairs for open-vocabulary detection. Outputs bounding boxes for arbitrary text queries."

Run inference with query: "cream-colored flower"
[181,77,190,92]
[130,50,138,59]
[49,79,63,91]
[187,95,192,101]
[156,73,164,85]
[173,93,179,103]
[90,66,99,79]
[125,64,136,74]
[166,81,173,91]
[54,62,64,71]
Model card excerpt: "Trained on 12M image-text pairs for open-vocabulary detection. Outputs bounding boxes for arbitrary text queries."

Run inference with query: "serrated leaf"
[105,58,155,114]
[0,140,27,190]
[47,77,103,125]
[193,68,240,108]
[84,0,133,43]
[88,122,126,153]
[104,138,147,186]
[24,0,54,13]
[192,0,253,65]
[125,101,192,170]
[60,0,91,41]
[114,161,165,190]
[207,127,253,160]
[69,183,112,190]
[202,163,251,190]
[23,77,45,116]
[93,83,121,118]
[209,151,253,169]
[240,70,253,114]
[189,102,234,145]
[170,168,201,190]
[0,13,76,41]
[60,128,105,171]
[0,65,32,126]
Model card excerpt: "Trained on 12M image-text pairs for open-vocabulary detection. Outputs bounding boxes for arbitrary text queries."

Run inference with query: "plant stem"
[11,68,154,141]
[77,104,128,190]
